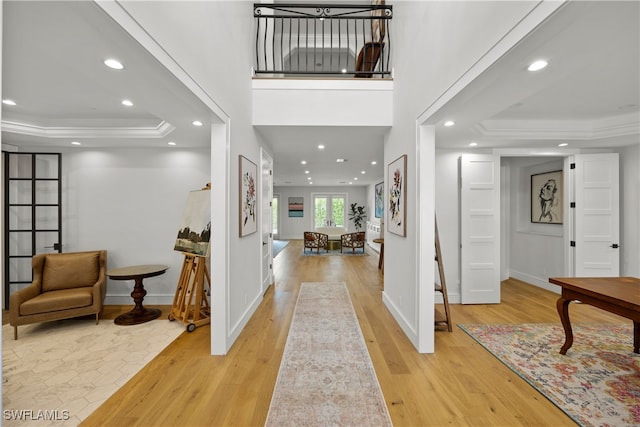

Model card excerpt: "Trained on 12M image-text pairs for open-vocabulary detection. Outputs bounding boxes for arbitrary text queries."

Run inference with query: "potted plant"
[348,203,367,231]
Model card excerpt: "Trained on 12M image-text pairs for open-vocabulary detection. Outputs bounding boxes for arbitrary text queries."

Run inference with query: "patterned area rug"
[3,319,184,426]
[265,282,391,426]
[459,323,640,427]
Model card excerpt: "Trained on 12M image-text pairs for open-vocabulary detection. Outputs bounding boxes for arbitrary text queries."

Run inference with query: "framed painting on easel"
[174,189,211,257]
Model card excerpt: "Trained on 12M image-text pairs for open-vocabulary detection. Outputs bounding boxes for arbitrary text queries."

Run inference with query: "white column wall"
[116,1,270,353]
[386,1,541,352]
[618,143,640,277]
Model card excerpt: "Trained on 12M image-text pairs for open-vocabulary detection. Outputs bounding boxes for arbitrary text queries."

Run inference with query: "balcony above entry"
[253,2,392,78]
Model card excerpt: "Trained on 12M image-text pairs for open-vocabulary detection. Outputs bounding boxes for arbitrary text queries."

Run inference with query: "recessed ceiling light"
[301,160,307,165]
[469,142,478,147]
[527,60,548,71]
[341,69,347,73]
[71,141,81,146]
[558,143,568,147]
[104,59,124,70]
[354,177,359,181]
[361,171,366,174]
[192,120,203,126]
[371,161,377,165]
[336,158,345,163]
[168,141,177,146]
[309,182,313,185]
[307,177,311,180]
[2,99,16,106]
[305,170,310,174]
[121,99,133,107]
[318,144,325,150]
[444,120,455,127]
[349,182,353,185]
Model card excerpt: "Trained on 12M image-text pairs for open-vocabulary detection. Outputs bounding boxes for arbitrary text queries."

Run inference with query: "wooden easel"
[434,217,452,332]
[169,182,212,332]
[169,253,211,332]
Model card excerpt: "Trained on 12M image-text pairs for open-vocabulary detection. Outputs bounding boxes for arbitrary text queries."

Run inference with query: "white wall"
[115,1,270,354]
[386,1,541,352]
[9,147,210,304]
[274,185,368,239]
[505,157,565,291]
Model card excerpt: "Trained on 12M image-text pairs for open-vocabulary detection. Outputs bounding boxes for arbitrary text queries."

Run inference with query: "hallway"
[82,240,623,426]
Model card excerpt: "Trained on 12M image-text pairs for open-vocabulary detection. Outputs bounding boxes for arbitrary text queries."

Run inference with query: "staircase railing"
[254,2,392,78]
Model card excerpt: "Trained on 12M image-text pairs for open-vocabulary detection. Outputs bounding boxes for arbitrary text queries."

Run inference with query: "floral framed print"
[531,170,563,224]
[239,155,257,237]
[388,154,406,236]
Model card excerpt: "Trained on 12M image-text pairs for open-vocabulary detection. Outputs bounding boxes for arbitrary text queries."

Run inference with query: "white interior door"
[460,154,501,304]
[573,153,620,276]
[261,150,274,292]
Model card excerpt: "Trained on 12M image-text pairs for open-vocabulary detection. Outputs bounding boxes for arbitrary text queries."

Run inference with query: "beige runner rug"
[265,282,392,427]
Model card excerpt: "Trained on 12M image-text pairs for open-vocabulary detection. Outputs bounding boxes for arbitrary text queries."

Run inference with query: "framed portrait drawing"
[239,155,257,236]
[531,170,563,224]
[374,181,384,218]
[387,155,406,236]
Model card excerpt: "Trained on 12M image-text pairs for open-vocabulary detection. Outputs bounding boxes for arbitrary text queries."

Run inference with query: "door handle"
[263,242,268,246]
[610,243,620,249]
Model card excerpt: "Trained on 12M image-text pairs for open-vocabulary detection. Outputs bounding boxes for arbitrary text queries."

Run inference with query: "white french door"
[460,154,501,304]
[261,150,274,292]
[312,193,346,228]
[572,153,620,276]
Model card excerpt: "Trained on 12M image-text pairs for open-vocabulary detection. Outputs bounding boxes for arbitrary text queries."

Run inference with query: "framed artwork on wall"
[387,154,406,236]
[375,181,384,218]
[288,197,304,217]
[531,170,563,224]
[239,155,257,237]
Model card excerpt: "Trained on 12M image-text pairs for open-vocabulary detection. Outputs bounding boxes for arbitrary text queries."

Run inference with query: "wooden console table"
[549,276,640,354]
[108,264,169,325]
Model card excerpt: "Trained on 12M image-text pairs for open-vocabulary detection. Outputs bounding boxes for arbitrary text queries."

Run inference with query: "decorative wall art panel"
[388,155,406,236]
[239,155,258,236]
[174,189,211,257]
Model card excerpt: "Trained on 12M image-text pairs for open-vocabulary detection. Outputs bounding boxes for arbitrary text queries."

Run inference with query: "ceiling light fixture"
[336,158,345,163]
[168,141,177,146]
[558,143,569,147]
[349,182,353,185]
[71,141,81,146]
[307,177,311,180]
[361,171,366,174]
[309,182,313,185]
[318,144,325,150]
[354,177,358,181]
[305,170,310,174]
[469,142,478,147]
[527,59,548,71]
[104,59,124,70]
[301,160,307,165]
[341,69,347,74]
[121,99,133,107]
[444,120,455,127]
[2,99,16,106]
[371,161,377,165]
[192,120,203,126]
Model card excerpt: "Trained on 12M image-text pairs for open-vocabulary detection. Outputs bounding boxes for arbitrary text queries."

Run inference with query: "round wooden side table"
[107,264,168,325]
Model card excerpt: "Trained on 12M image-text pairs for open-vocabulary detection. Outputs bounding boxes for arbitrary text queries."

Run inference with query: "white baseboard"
[509,271,561,294]
[382,291,418,349]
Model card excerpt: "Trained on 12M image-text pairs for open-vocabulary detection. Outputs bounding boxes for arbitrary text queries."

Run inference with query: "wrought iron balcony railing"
[254,3,392,78]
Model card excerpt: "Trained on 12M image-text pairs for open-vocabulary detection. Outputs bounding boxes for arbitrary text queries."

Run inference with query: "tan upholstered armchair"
[9,250,107,339]
[303,232,329,253]
[341,232,366,253]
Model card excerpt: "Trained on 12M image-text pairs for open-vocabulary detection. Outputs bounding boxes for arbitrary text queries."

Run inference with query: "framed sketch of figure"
[531,170,563,224]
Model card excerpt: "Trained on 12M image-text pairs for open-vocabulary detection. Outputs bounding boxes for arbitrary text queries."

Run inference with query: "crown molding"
[1,120,176,139]
[474,112,639,141]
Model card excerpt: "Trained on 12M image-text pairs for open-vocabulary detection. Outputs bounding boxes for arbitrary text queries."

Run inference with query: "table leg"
[115,277,161,325]
[634,321,639,354]
[378,244,384,272]
[557,297,573,355]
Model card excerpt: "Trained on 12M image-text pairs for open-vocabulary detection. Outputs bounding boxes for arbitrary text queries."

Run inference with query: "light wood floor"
[80,240,626,426]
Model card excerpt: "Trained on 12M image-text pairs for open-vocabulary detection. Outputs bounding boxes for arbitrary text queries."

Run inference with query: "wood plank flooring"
[79,240,626,426]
